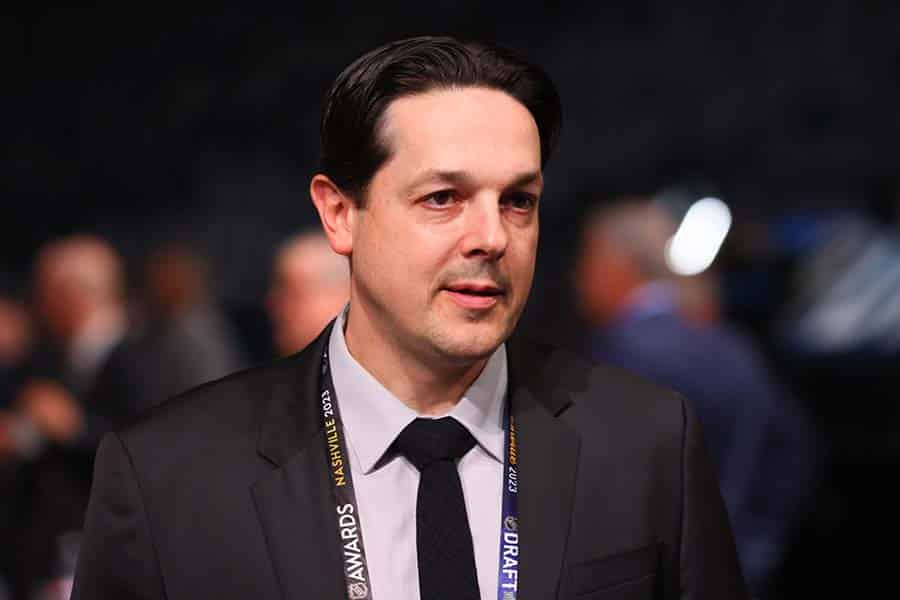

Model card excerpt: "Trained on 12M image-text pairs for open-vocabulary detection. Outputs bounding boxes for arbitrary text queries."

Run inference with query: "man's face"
[348,87,542,365]
[35,263,78,341]
[267,245,349,355]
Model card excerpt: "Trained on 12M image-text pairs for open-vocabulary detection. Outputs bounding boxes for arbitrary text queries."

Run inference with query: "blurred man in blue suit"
[575,198,817,597]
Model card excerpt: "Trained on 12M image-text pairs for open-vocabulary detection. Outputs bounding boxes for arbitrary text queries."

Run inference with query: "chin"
[427,323,509,364]
[444,341,499,363]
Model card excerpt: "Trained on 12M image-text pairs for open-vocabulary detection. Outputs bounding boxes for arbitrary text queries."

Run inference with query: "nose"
[461,195,509,260]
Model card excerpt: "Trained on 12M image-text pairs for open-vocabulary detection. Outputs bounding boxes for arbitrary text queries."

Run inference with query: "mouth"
[442,281,505,310]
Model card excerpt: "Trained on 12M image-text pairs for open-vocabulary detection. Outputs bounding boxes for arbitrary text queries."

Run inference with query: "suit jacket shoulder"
[121,356,287,459]
[120,328,323,466]
[508,336,748,599]
[73,333,332,600]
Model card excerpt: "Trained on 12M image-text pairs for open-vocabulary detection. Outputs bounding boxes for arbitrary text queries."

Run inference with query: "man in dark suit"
[73,37,748,600]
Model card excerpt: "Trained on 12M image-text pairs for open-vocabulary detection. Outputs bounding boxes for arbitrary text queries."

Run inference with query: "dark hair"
[319,36,562,204]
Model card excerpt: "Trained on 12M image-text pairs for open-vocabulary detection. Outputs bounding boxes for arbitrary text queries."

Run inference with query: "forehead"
[378,87,541,184]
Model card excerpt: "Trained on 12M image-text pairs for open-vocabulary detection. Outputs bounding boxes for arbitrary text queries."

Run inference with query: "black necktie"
[393,417,481,600]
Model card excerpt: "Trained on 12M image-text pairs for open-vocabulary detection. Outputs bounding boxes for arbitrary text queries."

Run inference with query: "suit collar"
[506,333,578,416]
[256,322,335,467]
[255,323,581,600]
[257,321,516,467]
[329,308,509,471]
[507,336,582,600]
[252,322,347,600]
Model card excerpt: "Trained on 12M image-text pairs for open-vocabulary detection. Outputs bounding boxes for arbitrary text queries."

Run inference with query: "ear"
[310,174,356,256]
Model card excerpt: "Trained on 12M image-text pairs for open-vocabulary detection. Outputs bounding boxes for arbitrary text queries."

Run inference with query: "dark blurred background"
[3,3,900,599]
[6,4,899,300]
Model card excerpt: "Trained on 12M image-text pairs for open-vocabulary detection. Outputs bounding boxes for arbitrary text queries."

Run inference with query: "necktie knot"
[394,417,476,471]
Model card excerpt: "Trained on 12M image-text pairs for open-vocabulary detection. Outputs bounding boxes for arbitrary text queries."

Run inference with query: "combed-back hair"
[319,36,562,204]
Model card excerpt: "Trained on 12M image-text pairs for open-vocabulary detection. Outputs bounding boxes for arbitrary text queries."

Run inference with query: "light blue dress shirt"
[328,308,507,600]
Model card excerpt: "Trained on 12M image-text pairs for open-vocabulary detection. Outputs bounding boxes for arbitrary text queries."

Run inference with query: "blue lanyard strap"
[497,411,519,599]
[319,348,519,600]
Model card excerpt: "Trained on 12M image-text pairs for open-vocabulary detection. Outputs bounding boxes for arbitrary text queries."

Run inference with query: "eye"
[423,190,457,208]
[502,191,538,211]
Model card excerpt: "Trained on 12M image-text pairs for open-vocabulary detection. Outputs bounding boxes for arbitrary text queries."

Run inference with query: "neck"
[70,305,125,348]
[343,302,488,416]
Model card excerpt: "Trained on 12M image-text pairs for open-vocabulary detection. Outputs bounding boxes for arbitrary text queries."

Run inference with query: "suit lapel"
[250,326,582,600]
[252,434,346,600]
[251,325,346,600]
[509,340,581,600]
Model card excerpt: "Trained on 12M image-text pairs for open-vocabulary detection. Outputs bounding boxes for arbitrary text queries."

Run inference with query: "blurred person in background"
[22,235,140,447]
[675,271,722,327]
[0,295,35,458]
[0,295,33,407]
[5,235,143,599]
[266,231,349,356]
[574,198,817,597]
[133,243,247,411]
[0,294,34,599]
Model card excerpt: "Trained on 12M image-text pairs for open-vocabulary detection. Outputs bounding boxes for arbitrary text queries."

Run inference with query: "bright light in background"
[665,197,732,276]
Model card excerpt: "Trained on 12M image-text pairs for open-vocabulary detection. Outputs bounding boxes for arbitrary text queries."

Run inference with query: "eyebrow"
[403,169,543,196]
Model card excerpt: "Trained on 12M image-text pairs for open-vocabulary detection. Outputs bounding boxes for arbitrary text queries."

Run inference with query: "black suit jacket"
[72,325,748,599]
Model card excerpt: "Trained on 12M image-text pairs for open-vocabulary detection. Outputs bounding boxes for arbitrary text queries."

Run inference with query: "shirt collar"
[327,307,507,474]
[619,280,678,321]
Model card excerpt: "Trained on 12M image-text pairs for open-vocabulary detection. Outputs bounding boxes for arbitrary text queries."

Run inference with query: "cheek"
[387,215,453,265]
[510,228,539,280]
[356,216,439,301]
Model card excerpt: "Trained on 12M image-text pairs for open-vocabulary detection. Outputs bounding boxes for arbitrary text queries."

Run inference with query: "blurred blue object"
[779,215,900,357]
[770,211,838,256]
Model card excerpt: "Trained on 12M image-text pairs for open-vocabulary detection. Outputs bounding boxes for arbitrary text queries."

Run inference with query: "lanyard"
[318,348,520,600]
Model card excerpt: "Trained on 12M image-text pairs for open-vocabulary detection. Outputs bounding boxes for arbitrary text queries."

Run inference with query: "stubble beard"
[420,295,522,368]
[351,258,528,372]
